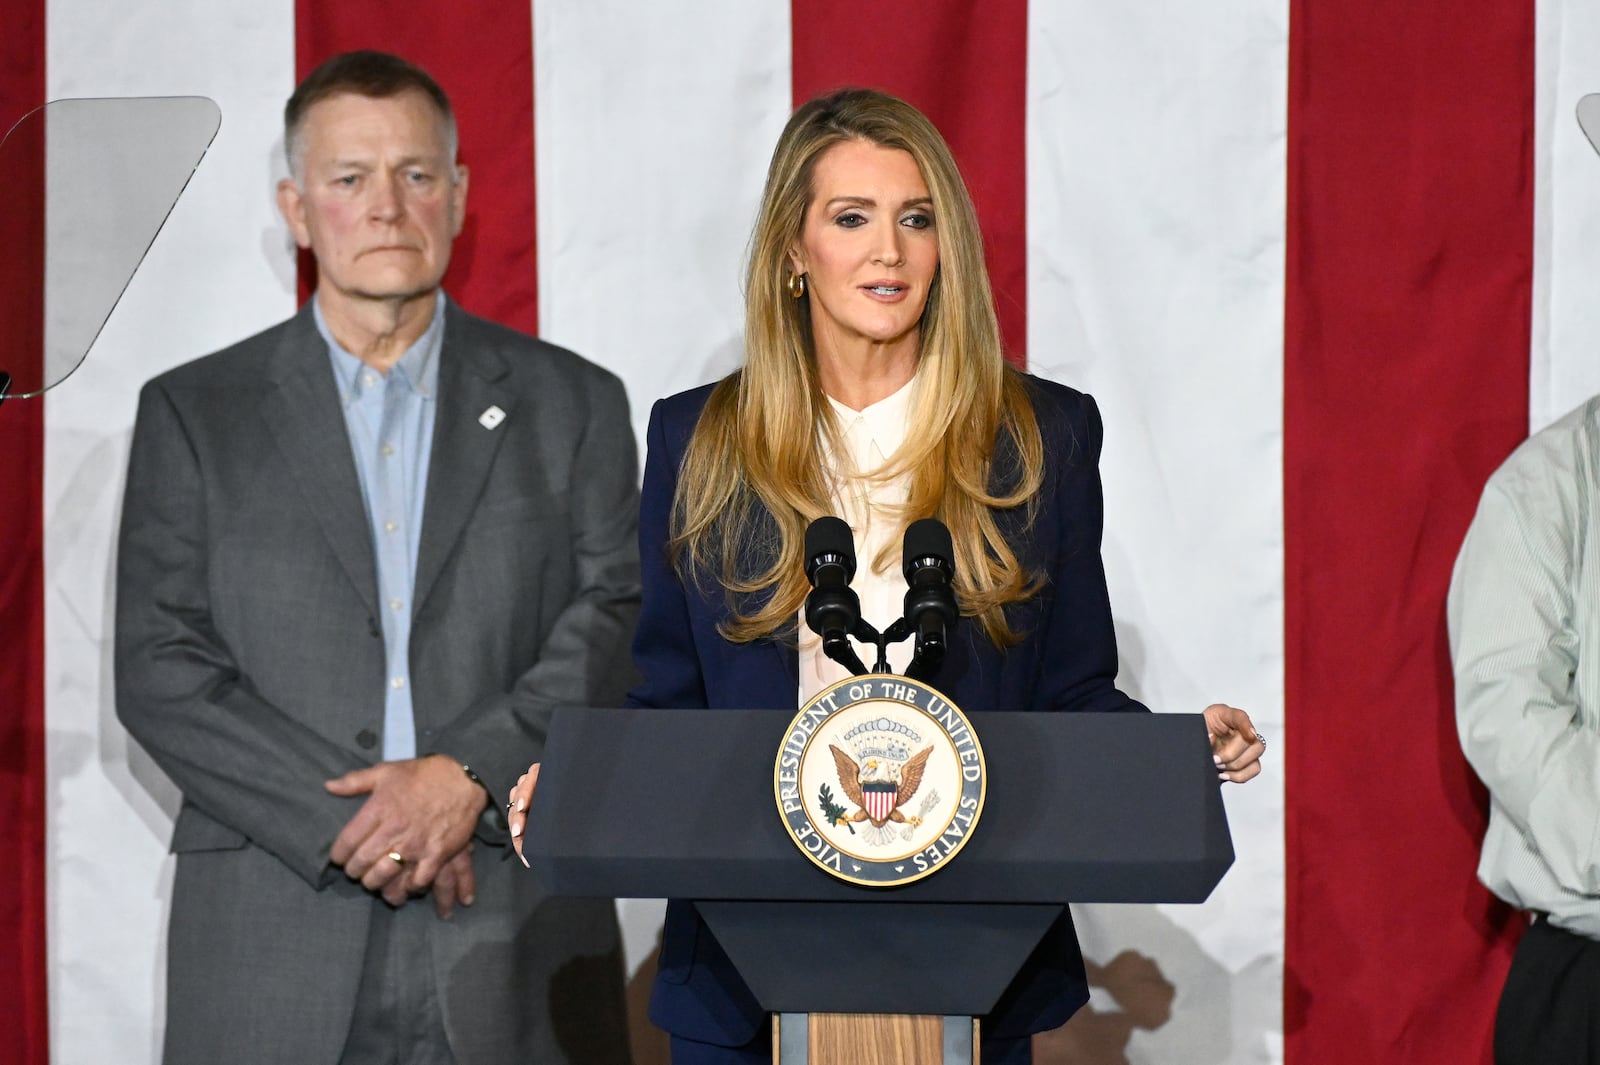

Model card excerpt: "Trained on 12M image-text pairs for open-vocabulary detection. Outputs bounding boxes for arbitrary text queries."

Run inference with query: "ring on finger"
[386,850,406,866]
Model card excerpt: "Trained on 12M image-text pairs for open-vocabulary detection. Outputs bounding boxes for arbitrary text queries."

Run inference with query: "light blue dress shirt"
[316,292,444,761]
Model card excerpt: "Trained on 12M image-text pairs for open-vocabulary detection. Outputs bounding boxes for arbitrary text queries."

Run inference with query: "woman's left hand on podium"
[1203,704,1265,783]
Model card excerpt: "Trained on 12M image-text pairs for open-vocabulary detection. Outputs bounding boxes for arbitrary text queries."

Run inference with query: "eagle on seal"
[828,744,934,828]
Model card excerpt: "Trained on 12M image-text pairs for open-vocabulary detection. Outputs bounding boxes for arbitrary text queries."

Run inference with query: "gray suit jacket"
[115,300,639,1065]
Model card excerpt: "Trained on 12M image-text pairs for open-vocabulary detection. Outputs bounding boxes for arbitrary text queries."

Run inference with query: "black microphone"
[901,518,958,682]
[804,516,869,676]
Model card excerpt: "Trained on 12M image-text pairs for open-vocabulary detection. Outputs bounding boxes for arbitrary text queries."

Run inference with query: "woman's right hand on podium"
[507,763,539,867]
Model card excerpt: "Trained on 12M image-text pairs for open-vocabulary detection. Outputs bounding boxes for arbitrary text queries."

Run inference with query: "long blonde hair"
[672,88,1046,647]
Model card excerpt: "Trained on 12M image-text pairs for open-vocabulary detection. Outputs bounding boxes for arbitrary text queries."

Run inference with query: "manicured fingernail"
[1213,756,1224,767]
[510,822,522,838]
[518,852,530,869]
[515,798,525,811]
[462,894,475,906]
[1218,772,1229,781]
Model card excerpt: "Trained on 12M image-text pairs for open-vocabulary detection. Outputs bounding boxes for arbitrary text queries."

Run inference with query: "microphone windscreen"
[902,518,954,578]
[805,516,856,566]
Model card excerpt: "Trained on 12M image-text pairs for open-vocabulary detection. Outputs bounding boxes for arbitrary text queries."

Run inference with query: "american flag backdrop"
[3,0,1593,1062]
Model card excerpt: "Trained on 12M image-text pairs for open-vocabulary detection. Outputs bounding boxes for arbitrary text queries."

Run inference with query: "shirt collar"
[824,370,919,471]
[315,290,446,402]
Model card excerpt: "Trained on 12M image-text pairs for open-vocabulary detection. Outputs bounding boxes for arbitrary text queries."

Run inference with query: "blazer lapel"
[259,307,381,621]
[413,303,514,614]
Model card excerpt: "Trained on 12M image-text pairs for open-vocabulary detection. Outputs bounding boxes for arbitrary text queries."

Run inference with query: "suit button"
[355,729,378,749]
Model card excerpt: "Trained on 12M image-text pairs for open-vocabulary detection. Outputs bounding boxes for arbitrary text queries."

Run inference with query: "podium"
[525,707,1233,1064]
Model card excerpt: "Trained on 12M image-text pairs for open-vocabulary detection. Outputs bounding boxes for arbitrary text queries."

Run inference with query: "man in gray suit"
[115,51,636,1064]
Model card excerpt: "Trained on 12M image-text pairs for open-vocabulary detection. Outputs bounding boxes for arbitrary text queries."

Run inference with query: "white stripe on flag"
[1533,0,1600,430]
[1027,2,1288,1058]
[532,0,792,978]
[44,1,297,1059]
[533,1,792,459]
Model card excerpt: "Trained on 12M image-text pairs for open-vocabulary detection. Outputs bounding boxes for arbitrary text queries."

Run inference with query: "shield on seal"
[863,781,896,822]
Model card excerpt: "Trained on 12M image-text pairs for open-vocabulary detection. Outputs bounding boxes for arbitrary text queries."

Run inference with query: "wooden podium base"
[773,1014,978,1065]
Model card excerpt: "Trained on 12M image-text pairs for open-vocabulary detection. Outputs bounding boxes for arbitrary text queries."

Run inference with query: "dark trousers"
[1496,916,1600,1065]
[339,900,456,1065]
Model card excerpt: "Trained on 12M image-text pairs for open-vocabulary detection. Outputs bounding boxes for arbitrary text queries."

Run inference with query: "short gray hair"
[284,50,458,179]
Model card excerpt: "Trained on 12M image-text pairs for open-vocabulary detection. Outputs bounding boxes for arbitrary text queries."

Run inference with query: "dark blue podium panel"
[526,708,1233,905]
[696,901,1062,1016]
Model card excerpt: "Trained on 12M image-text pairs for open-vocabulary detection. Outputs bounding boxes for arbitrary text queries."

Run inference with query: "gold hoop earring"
[788,272,807,299]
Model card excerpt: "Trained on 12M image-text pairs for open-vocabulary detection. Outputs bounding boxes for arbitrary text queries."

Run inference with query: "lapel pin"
[478,405,506,430]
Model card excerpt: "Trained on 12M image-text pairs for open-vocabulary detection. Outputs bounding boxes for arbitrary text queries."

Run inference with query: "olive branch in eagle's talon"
[817,782,855,835]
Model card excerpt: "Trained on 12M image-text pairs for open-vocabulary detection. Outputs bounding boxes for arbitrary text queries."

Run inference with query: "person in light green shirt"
[1450,394,1600,1065]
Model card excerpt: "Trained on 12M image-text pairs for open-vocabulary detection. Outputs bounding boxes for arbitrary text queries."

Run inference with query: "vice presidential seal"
[773,676,986,887]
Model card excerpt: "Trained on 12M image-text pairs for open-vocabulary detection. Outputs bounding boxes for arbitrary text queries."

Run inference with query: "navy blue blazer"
[630,373,1147,1050]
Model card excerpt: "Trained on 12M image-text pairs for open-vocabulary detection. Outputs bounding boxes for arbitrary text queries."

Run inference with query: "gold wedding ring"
[386,851,406,866]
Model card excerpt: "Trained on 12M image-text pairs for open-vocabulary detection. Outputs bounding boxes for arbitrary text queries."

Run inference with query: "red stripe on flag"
[790,2,1029,366]
[1284,3,1531,1061]
[294,3,540,333]
[0,2,49,1061]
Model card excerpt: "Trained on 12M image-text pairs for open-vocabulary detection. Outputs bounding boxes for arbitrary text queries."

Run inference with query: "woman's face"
[788,139,940,358]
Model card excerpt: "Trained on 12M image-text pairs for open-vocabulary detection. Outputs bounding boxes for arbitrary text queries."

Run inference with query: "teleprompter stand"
[525,708,1233,1064]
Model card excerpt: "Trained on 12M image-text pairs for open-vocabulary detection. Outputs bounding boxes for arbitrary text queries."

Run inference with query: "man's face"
[277,90,467,307]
